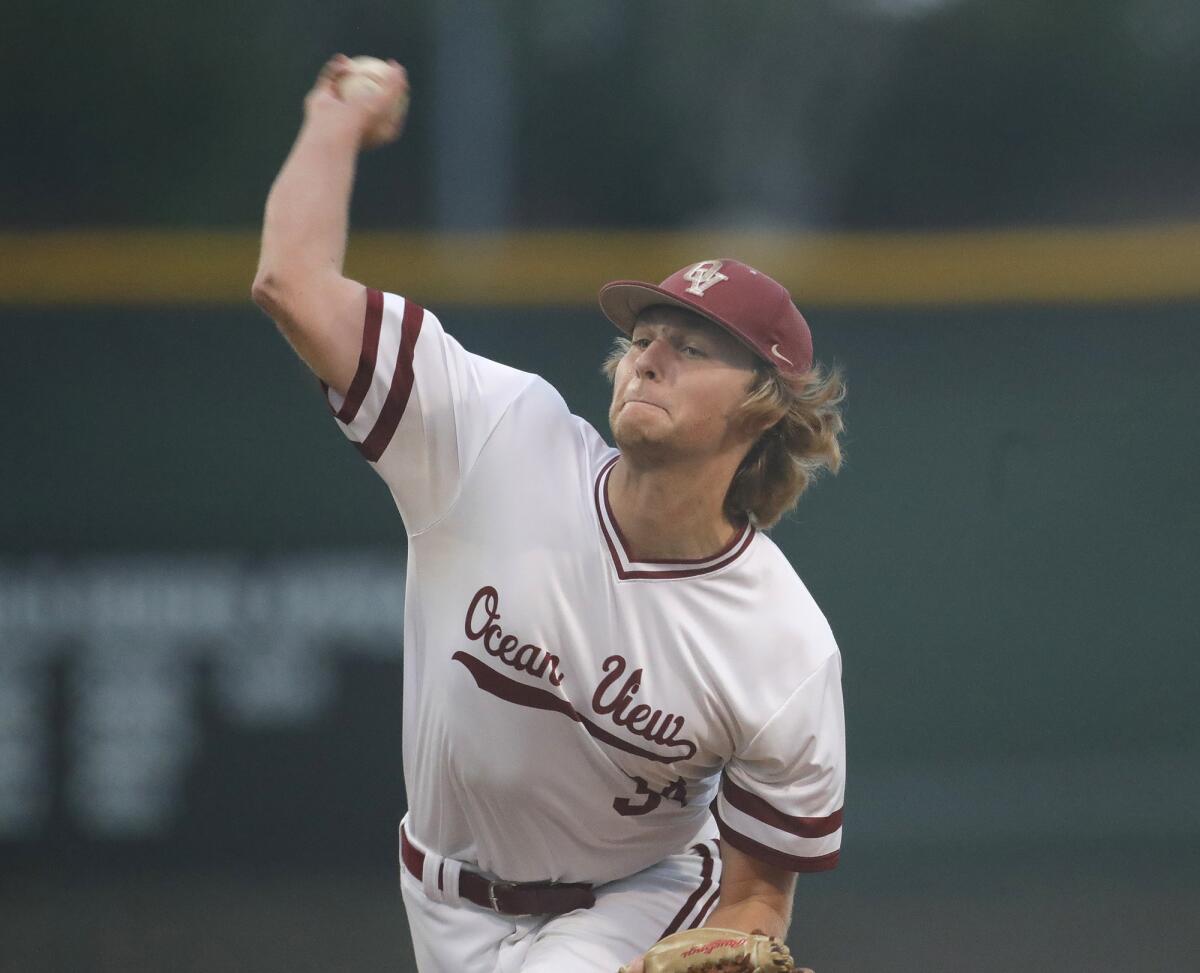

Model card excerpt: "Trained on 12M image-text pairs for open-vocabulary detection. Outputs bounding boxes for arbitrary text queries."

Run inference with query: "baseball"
[336,55,409,147]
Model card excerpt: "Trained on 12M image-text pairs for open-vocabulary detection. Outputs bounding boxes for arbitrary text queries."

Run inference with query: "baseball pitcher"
[252,55,847,973]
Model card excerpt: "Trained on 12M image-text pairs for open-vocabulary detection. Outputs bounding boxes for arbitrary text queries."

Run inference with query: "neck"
[606,454,746,561]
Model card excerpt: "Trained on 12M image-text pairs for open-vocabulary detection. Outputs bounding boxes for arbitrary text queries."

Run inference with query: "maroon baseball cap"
[598,258,813,375]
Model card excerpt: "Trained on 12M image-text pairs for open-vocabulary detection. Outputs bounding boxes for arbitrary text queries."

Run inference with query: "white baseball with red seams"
[323,289,846,972]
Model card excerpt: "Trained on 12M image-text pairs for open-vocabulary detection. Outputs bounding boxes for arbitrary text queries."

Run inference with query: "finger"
[315,54,352,89]
[317,54,346,78]
[384,60,409,90]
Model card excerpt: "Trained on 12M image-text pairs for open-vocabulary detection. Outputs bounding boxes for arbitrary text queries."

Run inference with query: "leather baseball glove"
[620,927,810,973]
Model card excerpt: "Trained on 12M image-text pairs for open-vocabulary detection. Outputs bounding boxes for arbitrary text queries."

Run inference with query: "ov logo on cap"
[682,260,729,297]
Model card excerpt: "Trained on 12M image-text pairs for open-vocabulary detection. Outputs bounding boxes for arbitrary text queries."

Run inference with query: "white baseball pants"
[399,837,722,972]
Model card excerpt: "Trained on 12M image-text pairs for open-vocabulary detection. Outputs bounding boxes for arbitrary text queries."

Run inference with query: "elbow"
[251,269,286,314]
[251,269,303,334]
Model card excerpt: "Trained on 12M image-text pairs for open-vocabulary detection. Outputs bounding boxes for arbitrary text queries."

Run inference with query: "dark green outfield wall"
[5,301,1197,776]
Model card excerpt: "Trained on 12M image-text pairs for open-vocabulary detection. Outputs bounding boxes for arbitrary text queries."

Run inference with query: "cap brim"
[597,281,692,333]
[597,280,766,364]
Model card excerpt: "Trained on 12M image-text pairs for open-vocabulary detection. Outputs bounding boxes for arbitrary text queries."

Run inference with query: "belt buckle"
[487,880,528,916]
[489,879,572,916]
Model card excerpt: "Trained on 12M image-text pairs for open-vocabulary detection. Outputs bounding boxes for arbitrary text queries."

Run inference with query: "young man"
[252,56,847,973]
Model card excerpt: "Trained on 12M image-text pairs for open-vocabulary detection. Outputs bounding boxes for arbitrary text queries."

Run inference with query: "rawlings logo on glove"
[620,927,810,973]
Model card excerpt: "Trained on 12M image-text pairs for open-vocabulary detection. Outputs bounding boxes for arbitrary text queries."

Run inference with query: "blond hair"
[602,337,845,529]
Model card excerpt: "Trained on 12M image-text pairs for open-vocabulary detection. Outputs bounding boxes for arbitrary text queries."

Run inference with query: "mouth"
[623,398,667,414]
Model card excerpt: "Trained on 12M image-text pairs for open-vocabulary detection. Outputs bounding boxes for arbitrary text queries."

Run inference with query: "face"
[608,306,763,466]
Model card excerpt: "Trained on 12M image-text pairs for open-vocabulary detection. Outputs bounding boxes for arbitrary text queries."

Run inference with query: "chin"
[610,419,645,454]
[612,420,682,467]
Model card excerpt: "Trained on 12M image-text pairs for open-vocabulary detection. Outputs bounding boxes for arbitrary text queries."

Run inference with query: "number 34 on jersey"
[613,775,689,816]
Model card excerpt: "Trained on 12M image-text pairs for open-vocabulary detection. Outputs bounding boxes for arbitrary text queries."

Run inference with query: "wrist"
[705,902,789,941]
[299,104,369,151]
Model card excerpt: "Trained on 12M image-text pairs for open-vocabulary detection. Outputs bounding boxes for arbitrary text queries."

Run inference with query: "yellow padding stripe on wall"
[2,225,1199,306]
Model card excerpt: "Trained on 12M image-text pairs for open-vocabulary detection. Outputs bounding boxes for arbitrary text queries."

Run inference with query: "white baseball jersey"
[324,289,846,886]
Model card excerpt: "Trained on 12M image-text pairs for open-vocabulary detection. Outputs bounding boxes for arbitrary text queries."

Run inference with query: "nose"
[633,336,668,381]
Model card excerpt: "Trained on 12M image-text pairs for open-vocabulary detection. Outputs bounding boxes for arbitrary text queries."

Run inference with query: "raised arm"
[251,54,410,395]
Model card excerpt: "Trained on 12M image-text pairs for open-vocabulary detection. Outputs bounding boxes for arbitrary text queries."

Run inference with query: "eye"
[682,345,706,358]
[631,337,652,350]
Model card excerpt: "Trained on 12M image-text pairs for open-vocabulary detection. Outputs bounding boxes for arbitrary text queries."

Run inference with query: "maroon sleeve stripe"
[335,287,385,424]
[357,298,425,463]
[713,807,840,873]
[721,772,842,838]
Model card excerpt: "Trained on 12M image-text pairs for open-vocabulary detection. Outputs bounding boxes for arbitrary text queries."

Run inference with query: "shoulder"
[408,299,538,396]
[739,533,839,680]
[463,369,617,496]
[490,372,607,447]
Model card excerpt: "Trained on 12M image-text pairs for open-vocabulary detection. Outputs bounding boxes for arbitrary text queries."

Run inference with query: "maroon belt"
[401,827,595,917]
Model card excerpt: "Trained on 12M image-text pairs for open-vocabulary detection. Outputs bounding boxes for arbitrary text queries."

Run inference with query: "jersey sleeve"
[713,651,846,872]
[323,288,536,533]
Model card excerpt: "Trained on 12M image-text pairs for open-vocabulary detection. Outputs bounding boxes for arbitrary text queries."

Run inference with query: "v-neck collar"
[593,456,756,581]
